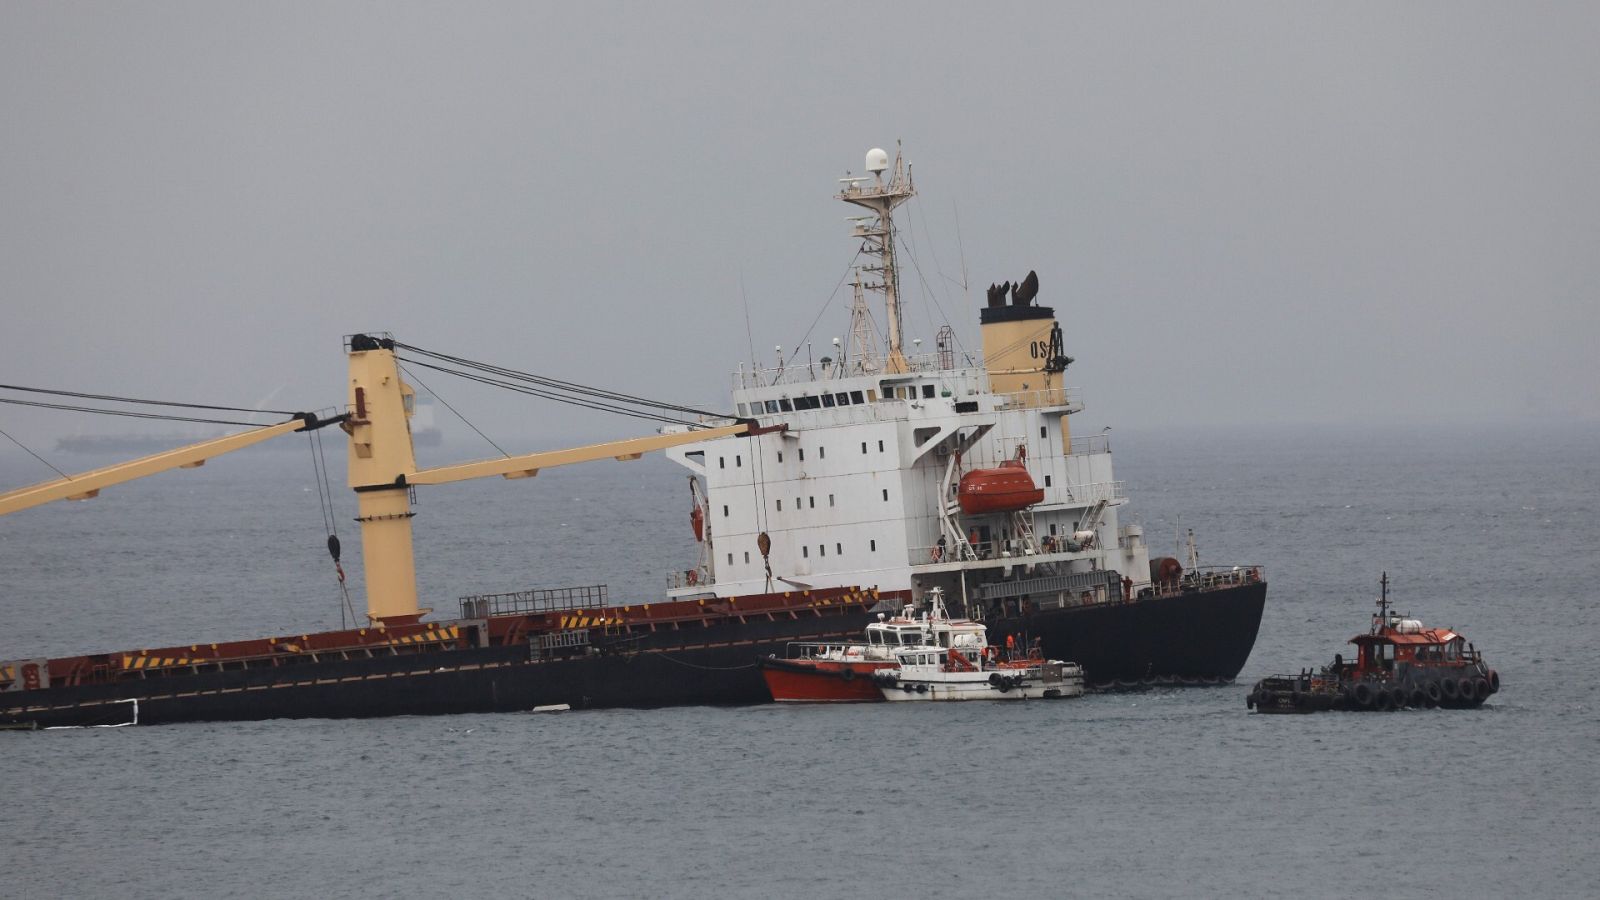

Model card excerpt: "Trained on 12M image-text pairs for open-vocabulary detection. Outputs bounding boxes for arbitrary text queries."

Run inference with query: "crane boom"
[409,425,750,486]
[0,413,337,517]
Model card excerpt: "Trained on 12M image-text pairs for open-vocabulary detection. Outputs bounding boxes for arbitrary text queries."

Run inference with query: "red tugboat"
[1248,574,1501,713]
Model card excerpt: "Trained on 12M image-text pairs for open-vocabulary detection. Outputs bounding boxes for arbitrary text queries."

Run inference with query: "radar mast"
[839,145,915,373]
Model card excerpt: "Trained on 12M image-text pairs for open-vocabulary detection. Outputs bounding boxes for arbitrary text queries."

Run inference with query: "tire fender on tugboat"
[1353,682,1375,709]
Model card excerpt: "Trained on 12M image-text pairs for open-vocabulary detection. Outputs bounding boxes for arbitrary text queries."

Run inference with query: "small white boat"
[873,644,1085,702]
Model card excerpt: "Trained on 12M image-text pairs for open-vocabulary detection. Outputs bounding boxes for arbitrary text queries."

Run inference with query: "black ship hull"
[2,582,1265,727]
[1002,580,1267,686]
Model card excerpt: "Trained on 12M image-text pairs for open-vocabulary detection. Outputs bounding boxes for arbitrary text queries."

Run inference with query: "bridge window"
[765,400,779,414]
[922,384,936,398]
[835,393,848,406]
[822,393,836,407]
[850,390,864,404]
[779,398,793,412]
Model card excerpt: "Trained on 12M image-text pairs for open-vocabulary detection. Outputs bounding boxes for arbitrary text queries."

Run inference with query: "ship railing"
[1147,565,1266,598]
[994,387,1083,412]
[909,539,1050,567]
[732,352,981,389]
[459,584,610,619]
[1065,433,1110,456]
[778,641,896,661]
[1059,480,1126,504]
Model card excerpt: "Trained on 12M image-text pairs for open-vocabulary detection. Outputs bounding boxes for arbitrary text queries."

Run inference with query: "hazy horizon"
[4,2,1597,472]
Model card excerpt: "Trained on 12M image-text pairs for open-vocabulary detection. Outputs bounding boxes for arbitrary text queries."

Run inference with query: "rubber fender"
[1353,682,1375,708]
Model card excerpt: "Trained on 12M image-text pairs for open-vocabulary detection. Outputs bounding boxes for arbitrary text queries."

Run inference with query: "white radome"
[865,147,889,173]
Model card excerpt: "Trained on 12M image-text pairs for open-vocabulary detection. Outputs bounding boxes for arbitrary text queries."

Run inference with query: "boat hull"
[1,580,1266,726]
[757,657,889,703]
[989,579,1267,687]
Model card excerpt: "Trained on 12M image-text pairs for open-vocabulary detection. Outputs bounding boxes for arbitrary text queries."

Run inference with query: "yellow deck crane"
[0,334,753,624]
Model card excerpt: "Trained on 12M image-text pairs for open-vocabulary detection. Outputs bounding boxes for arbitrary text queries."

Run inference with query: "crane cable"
[308,426,359,629]
[390,341,736,425]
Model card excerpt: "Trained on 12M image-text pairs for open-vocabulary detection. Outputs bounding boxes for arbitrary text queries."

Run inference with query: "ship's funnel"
[979,273,1071,448]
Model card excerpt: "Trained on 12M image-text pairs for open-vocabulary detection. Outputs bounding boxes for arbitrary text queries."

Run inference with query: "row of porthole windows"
[738,389,870,417]
[724,488,889,518]
[722,439,889,470]
[737,383,947,415]
[728,538,878,566]
[881,382,939,400]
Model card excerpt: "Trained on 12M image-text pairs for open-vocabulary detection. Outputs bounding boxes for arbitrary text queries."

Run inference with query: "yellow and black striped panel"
[389,625,461,646]
[120,655,204,670]
[558,616,615,629]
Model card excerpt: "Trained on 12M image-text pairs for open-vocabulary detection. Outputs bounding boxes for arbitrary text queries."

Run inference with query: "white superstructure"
[664,148,1153,618]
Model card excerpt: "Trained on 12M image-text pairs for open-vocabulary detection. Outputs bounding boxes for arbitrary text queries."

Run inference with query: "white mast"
[839,145,915,373]
[846,274,881,375]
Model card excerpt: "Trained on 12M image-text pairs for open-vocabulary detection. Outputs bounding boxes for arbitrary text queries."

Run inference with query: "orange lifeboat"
[958,448,1044,515]
[690,505,705,542]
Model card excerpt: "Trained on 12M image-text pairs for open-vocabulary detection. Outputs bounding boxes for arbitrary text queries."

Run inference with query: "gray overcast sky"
[2,2,1597,459]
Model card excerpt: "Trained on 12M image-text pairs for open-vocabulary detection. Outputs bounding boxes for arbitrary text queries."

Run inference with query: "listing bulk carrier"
[0,147,1265,727]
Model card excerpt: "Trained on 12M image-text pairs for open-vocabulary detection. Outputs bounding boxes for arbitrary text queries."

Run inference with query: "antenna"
[838,144,915,373]
[739,268,757,370]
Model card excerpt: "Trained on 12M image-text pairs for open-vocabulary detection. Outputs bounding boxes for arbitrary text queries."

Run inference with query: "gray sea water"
[2,422,1597,898]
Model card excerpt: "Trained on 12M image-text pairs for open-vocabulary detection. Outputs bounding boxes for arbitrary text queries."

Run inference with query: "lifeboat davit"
[958,454,1044,515]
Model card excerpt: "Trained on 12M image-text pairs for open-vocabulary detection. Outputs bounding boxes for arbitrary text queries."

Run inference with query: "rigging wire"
[897,219,967,356]
[0,382,299,416]
[906,196,969,354]
[391,341,733,422]
[0,396,278,427]
[397,363,510,458]
[787,247,864,362]
[395,357,701,427]
[309,426,359,629]
[0,424,69,479]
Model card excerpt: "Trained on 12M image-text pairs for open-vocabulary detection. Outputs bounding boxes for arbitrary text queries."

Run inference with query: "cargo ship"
[0,147,1265,727]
